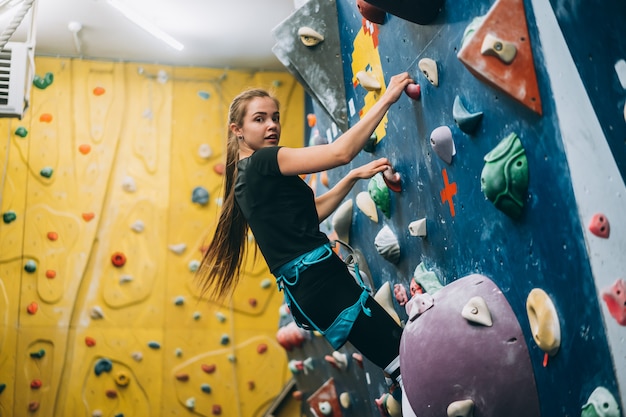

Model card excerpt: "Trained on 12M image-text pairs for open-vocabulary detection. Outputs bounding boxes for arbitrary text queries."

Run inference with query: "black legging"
[286,252,403,369]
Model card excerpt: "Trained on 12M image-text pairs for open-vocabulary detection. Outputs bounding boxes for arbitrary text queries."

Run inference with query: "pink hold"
[276,321,307,351]
[393,283,408,306]
[588,213,610,238]
[602,279,626,325]
[409,279,424,297]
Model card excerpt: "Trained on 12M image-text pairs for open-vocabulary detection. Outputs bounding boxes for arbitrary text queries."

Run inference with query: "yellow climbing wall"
[0,57,303,416]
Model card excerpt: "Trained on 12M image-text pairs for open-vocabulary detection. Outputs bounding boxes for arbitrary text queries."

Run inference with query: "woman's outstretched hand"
[383,72,414,104]
[350,157,391,180]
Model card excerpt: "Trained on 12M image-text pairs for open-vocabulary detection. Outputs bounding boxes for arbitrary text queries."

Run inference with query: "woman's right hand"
[383,72,414,104]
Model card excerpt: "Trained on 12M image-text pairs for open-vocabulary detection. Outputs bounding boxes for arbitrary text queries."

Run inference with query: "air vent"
[0,42,31,119]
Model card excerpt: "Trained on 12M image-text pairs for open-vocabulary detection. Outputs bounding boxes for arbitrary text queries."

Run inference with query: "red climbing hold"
[85,336,96,347]
[45,270,56,279]
[27,302,38,315]
[30,379,42,389]
[201,363,216,374]
[111,252,127,267]
[47,231,58,241]
[82,212,95,221]
[93,86,106,96]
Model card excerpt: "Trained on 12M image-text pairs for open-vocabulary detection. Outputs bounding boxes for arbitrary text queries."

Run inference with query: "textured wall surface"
[274,0,626,415]
[0,58,304,417]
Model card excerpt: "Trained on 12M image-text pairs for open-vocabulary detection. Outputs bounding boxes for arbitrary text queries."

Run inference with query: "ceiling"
[0,0,301,71]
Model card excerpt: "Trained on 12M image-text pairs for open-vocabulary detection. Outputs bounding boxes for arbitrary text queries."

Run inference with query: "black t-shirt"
[235,146,329,273]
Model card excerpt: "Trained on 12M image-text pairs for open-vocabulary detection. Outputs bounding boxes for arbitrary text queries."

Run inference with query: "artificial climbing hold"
[356,0,386,24]
[115,371,130,386]
[45,270,56,279]
[430,126,455,164]
[383,166,402,192]
[192,186,210,205]
[78,144,91,154]
[47,231,58,241]
[461,296,493,326]
[27,302,38,314]
[82,212,95,221]
[85,336,96,347]
[601,279,626,325]
[33,72,54,89]
[447,399,474,417]
[453,95,483,134]
[298,26,324,46]
[356,191,378,223]
[147,341,161,349]
[14,126,27,137]
[581,386,621,417]
[40,167,53,178]
[39,113,53,123]
[2,211,16,224]
[419,58,439,86]
[374,225,400,264]
[332,199,353,243]
[201,363,216,374]
[111,252,127,267]
[481,132,529,219]
[29,349,45,358]
[404,83,421,100]
[481,33,517,64]
[408,218,427,237]
[94,358,113,376]
[93,86,106,96]
[356,70,382,91]
[24,260,37,273]
[526,288,561,356]
[588,213,610,238]
[368,173,391,218]
[375,281,402,325]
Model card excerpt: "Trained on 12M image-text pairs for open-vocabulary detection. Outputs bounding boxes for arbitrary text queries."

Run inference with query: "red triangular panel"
[457,0,542,115]
[306,378,342,417]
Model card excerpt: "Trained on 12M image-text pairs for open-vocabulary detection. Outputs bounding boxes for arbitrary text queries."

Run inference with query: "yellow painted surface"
[351,22,388,143]
[0,58,303,416]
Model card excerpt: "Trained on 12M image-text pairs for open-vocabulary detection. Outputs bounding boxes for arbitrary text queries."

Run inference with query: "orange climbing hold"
[82,212,95,221]
[85,336,96,347]
[47,231,58,241]
[39,113,53,123]
[175,373,190,381]
[78,144,91,155]
[93,86,106,96]
[257,343,268,354]
[45,270,56,279]
[27,302,38,314]
[307,113,317,127]
[201,363,216,374]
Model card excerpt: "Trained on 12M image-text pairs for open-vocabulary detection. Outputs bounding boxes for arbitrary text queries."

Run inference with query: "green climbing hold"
[30,349,46,359]
[33,72,54,89]
[368,173,391,218]
[147,341,161,349]
[24,260,37,273]
[363,132,378,153]
[2,211,16,224]
[0,383,5,394]
[412,262,443,294]
[480,132,529,219]
[40,167,54,178]
[15,126,28,137]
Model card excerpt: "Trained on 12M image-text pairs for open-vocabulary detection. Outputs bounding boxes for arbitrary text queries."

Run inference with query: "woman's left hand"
[349,157,391,180]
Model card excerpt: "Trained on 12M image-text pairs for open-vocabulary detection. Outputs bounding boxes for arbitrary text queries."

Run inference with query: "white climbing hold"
[408,218,427,237]
[356,191,378,223]
[374,282,402,325]
[130,220,145,233]
[121,175,137,193]
[168,243,187,254]
[461,296,493,327]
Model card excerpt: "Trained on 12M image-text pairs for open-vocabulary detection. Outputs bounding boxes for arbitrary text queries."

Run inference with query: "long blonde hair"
[195,89,279,300]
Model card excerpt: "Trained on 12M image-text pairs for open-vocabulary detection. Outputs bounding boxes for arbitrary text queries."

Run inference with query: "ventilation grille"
[0,42,31,119]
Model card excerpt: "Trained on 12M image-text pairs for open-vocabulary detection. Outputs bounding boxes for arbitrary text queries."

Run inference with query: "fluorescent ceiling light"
[107,0,184,51]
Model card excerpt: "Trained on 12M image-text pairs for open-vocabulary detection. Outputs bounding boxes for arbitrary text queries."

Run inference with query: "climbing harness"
[274,241,372,349]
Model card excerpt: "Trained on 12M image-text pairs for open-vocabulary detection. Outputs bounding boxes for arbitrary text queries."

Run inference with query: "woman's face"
[234,96,281,156]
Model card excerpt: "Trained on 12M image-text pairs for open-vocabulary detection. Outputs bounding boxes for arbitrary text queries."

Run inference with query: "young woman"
[196,72,414,391]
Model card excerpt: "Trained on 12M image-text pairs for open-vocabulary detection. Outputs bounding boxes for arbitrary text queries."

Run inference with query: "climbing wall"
[0,57,304,416]
[272,0,626,416]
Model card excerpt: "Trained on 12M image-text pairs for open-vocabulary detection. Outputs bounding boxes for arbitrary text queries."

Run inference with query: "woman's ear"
[229,123,241,138]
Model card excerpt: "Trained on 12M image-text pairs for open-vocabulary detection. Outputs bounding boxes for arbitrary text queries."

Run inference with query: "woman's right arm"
[277,72,414,176]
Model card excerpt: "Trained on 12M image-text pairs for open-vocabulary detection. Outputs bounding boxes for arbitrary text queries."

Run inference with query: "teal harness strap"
[274,243,372,350]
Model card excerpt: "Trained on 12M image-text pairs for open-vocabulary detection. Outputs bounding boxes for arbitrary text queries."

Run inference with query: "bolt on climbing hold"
[14,126,27,137]
[461,296,493,326]
[24,260,37,273]
[418,58,439,86]
[111,252,126,267]
[404,83,421,100]
[298,26,325,46]
[115,372,130,387]
[2,211,16,224]
[588,213,610,238]
[33,72,54,89]
[430,126,455,164]
[453,95,483,134]
[356,70,381,91]
[27,302,38,314]
[94,358,113,376]
[526,288,561,357]
[601,279,626,326]
[30,349,46,359]
[356,191,378,223]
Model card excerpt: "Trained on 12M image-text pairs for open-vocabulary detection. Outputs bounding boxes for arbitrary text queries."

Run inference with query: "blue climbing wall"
[273,0,625,415]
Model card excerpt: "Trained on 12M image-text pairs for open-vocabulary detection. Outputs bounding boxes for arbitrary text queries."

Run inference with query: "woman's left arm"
[315,157,390,222]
